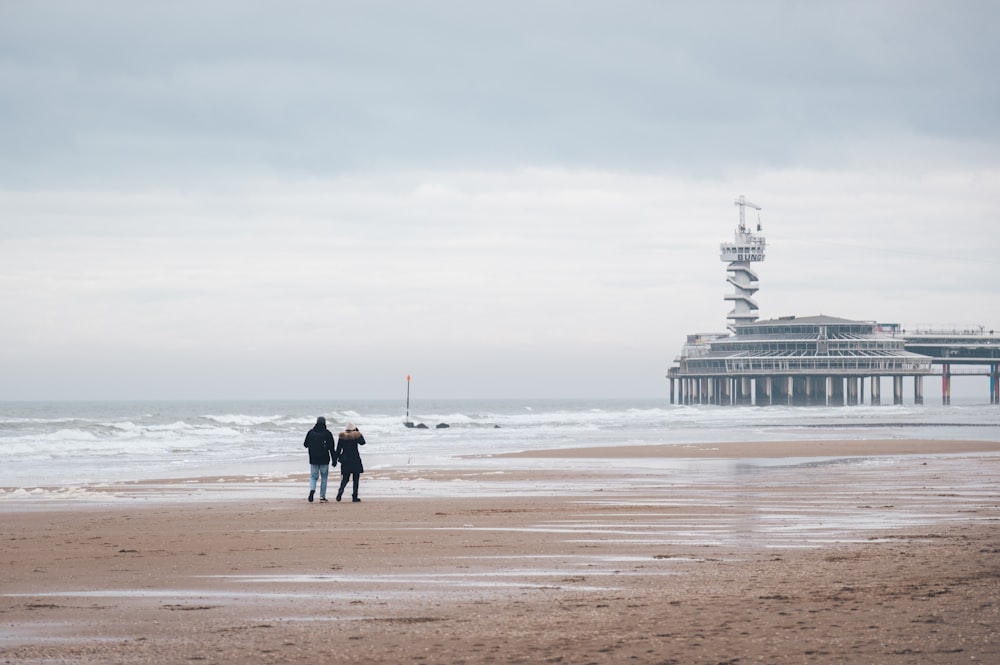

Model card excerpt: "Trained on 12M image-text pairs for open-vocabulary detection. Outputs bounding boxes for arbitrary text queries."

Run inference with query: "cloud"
[2,1,998,186]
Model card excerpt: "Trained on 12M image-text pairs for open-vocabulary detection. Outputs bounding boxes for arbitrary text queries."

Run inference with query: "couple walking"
[303,417,366,503]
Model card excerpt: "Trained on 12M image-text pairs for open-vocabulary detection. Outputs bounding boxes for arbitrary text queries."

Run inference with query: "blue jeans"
[309,464,329,497]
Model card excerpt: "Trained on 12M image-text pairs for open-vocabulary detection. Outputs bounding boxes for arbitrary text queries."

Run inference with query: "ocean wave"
[204,413,288,427]
[2,398,999,486]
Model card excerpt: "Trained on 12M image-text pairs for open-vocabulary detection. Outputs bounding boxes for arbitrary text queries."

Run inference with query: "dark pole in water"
[405,375,413,427]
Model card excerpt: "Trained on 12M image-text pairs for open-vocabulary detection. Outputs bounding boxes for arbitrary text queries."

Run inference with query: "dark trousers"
[338,471,360,498]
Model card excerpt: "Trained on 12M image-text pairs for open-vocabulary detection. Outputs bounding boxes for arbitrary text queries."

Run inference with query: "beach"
[3,438,999,664]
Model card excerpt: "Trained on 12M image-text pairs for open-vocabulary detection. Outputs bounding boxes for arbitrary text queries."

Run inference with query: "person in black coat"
[303,416,337,503]
[335,421,366,502]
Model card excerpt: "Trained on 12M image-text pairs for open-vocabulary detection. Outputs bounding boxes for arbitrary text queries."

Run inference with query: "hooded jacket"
[336,428,366,474]
[303,419,336,465]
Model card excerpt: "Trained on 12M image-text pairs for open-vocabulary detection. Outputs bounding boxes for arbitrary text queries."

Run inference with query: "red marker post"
[404,375,414,427]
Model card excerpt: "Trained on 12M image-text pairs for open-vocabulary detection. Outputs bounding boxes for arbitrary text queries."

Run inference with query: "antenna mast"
[734,194,761,233]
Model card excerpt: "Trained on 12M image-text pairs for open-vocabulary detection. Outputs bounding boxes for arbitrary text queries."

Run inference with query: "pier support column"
[914,375,924,405]
[871,376,881,405]
[847,377,858,405]
[942,364,951,405]
[786,376,794,405]
[669,378,675,405]
[893,376,903,405]
[831,377,845,406]
[992,364,999,405]
[755,377,772,406]
[825,377,832,406]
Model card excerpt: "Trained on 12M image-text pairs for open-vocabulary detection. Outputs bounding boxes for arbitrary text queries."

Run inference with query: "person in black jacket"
[303,416,337,503]
[335,421,366,502]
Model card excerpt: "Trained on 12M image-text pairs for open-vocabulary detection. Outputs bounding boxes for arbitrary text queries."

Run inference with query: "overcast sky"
[2,1,998,400]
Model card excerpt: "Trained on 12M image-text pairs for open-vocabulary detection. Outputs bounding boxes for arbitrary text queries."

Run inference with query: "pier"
[668,316,935,406]
[668,322,1000,406]
[666,198,998,406]
[903,328,1000,405]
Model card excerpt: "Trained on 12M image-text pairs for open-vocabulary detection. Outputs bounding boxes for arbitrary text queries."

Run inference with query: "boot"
[308,490,314,503]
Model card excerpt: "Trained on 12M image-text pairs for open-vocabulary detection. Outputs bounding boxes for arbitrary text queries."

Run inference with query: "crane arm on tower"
[734,195,762,232]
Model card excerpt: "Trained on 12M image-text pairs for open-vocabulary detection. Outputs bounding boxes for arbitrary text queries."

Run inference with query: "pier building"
[666,198,998,405]
[668,315,933,406]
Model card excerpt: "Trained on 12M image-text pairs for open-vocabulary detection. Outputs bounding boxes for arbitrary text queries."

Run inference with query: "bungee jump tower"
[667,196,939,406]
[721,195,766,331]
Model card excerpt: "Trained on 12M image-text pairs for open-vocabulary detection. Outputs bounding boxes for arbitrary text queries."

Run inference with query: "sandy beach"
[3,438,999,664]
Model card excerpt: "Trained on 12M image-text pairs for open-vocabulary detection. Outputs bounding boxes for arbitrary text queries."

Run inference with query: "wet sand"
[2,439,999,664]
[496,438,1000,459]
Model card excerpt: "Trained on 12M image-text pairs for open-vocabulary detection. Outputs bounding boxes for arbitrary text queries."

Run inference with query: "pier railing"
[681,357,934,375]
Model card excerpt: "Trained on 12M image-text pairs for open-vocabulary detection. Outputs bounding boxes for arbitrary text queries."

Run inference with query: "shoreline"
[5,438,1000,496]
[4,438,1000,509]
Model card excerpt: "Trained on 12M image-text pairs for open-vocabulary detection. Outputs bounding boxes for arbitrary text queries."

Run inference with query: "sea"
[2,397,999,492]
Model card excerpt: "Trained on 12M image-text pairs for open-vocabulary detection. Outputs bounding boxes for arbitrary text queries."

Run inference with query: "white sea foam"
[1,398,998,489]
[0,485,113,502]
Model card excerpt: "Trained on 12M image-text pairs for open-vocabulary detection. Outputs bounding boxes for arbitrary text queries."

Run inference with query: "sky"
[2,0,998,401]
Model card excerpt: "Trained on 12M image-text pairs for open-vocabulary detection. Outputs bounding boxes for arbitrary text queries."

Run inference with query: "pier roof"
[742,315,869,327]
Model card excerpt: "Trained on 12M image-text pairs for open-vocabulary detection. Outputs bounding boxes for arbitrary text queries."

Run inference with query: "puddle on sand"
[0,624,123,647]
[452,554,694,564]
[3,590,314,601]
[208,572,629,592]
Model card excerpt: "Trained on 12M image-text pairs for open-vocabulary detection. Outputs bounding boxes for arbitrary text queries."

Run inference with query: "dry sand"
[2,439,999,664]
